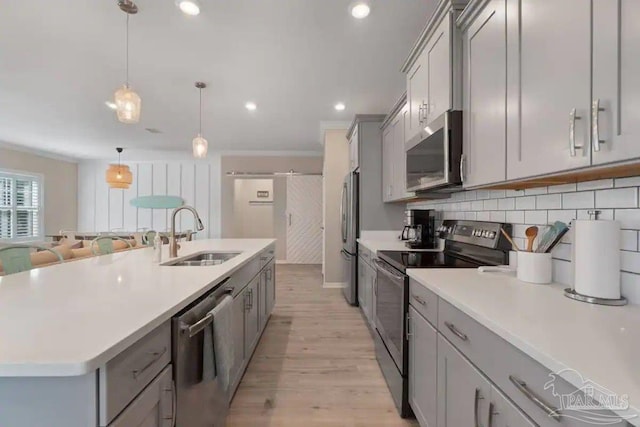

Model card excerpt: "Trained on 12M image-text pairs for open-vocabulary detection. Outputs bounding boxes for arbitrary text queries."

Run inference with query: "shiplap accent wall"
[77,157,221,239]
[408,177,640,304]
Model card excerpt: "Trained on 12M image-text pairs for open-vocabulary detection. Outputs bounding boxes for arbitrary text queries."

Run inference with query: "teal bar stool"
[0,245,64,275]
[91,236,133,255]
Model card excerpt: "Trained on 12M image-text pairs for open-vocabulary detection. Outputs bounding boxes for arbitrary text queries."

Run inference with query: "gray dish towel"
[202,295,234,393]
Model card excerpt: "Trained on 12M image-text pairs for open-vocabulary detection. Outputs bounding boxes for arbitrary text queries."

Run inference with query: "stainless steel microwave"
[406,110,463,193]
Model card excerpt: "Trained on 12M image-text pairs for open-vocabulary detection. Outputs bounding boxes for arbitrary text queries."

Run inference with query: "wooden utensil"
[500,229,520,251]
[525,226,539,252]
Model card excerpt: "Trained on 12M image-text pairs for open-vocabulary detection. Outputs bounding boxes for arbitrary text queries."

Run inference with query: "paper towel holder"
[564,288,627,306]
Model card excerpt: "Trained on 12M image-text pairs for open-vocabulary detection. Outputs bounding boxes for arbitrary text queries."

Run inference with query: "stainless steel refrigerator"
[340,171,359,305]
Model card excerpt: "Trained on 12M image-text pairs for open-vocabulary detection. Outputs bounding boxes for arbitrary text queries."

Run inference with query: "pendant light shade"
[114,2,141,124]
[192,82,208,158]
[193,134,208,158]
[106,148,133,189]
[114,84,141,124]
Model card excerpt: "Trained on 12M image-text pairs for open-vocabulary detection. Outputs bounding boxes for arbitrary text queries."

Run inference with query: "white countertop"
[0,239,275,377]
[407,268,640,424]
[357,239,443,255]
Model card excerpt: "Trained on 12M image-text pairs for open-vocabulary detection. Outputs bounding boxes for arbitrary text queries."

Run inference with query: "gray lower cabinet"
[244,276,260,356]
[265,260,276,317]
[108,365,174,427]
[437,334,492,427]
[408,306,437,427]
[490,384,537,427]
[230,289,246,391]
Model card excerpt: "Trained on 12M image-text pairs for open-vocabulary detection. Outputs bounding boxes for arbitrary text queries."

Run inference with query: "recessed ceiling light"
[350,2,370,19]
[245,102,257,111]
[176,0,200,16]
[105,101,117,110]
[334,103,346,111]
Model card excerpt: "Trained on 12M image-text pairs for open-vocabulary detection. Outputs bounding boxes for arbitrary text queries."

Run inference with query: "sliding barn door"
[286,176,323,264]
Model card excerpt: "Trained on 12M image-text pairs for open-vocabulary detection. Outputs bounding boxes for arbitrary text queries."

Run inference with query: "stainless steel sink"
[163,251,241,267]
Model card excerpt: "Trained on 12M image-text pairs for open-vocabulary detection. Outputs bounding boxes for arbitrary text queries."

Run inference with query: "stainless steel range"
[373,220,512,418]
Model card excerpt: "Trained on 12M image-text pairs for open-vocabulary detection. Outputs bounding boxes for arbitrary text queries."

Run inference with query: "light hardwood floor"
[227,264,418,427]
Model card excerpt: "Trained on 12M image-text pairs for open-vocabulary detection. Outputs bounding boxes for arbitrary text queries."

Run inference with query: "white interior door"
[286,175,323,264]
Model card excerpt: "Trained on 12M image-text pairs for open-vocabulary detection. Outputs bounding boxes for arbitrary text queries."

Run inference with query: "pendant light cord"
[199,88,203,136]
[125,13,130,87]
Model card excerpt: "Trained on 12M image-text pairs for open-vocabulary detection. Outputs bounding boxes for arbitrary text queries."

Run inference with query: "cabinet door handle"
[405,312,411,341]
[474,388,484,427]
[132,347,167,379]
[412,294,426,306]
[418,104,424,123]
[509,375,561,420]
[569,108,583,157]
[444,321,468,341]
[163,380,177,426]
[487,401,496,427]
[592,99,605,152]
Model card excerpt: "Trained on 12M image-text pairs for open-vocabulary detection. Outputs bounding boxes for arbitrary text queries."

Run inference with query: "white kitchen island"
[0,238,276,427]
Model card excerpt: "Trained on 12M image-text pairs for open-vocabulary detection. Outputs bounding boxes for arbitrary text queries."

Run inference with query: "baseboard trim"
[323,282,346,289]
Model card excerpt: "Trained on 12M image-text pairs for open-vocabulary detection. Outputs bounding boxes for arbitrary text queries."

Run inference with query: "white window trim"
[0,168,45,243]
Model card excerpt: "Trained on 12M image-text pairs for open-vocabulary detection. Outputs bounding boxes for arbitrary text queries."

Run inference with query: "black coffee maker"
[401,209,436,249]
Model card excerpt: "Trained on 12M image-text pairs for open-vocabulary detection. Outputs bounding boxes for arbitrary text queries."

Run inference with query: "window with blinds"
[0,171,42,241]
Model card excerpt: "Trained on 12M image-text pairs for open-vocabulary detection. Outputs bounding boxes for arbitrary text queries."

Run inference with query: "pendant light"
[192,82,208,158]
[106,148,133,189]
[114,0,141,124]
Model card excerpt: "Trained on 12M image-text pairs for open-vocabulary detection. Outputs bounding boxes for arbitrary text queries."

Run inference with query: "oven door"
[373,259,408,374]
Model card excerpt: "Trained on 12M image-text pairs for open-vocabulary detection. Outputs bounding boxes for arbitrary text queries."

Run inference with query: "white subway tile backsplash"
[506,211,525,224]
[490,211,506,222]
[410,178,640,301]
[595,188,638,209]
[547,210,577,224]
[484,199,498,210]
[551,243,572,261]
[536,194,562,209]
[552,259,572,285]
[615,176,640,188]
[515,196,536,210]
[562,191,594,209]
[621,230,639,252]
[548,183,577,194]
[577,209,614,220]
[621,250,640,274]
[621,273,640,304]
[524,187,548,195]
[476,211,491,221]
[525,210,548,225]
[614,209,640,229]
[577,179,614,191]
[498,198,515,211]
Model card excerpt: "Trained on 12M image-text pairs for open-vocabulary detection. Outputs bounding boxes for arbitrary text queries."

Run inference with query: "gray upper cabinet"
[408,306,437,427]
[382,124,395,202]
[460,0,507,187]
[425,17,452,123]
[349,126,359,171]
[591,1,640,165]
[407,55,429,144]
[507,0,592,180]
[381,97,415,202]
[437,334,491,427]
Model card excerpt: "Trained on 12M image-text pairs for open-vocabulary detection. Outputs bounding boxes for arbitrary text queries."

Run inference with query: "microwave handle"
[459,154,466,183]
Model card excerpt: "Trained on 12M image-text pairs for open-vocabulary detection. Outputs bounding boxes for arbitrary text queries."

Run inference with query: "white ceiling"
[0,0,436,159]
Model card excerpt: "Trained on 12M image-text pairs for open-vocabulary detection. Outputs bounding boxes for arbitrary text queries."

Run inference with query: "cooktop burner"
[378,250,481,273]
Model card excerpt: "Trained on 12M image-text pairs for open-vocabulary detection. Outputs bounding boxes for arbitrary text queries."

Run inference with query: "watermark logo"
[543,369,636,425]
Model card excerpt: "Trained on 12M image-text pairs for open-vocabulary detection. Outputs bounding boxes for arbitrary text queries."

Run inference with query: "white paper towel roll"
[572,219,621,299]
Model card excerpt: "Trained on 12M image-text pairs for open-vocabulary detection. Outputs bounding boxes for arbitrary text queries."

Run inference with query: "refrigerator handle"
[340,183,347,243]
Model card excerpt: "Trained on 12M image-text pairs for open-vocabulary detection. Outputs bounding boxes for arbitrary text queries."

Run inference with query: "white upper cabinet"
[507,0,592,180]
[425,17,452,123]
[461,0,507,187]
[592,1,640,165]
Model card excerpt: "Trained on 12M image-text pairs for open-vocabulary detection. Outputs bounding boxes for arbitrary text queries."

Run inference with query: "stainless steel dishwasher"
[172,278,232,427]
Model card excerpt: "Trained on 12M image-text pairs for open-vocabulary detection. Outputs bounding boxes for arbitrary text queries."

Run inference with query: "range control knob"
[489,231,497,239]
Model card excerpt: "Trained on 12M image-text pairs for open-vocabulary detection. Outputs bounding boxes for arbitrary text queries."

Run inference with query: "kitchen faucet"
[169,205,205,258]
